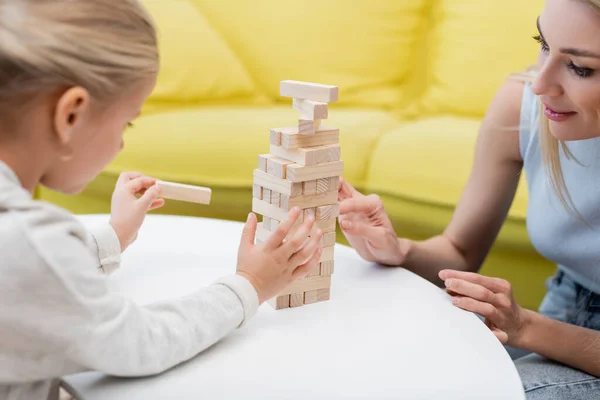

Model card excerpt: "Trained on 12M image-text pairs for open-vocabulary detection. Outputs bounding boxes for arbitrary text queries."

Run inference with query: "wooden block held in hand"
[304,290,319,304]
[267,156,293,179]
[293,98,328,120]
[275,126,340,150]
[156,181,211,205]
[270,144,340,167]
[327,176,339,191]
[280,80,339,103]
[323,231,336,247]
[286,161,344,182]
[316,204,340,220]
[320,260,334,276]
[303,180,317,195]
[284,190,338,211]
[290,293,304,308]
[267,295,290,310]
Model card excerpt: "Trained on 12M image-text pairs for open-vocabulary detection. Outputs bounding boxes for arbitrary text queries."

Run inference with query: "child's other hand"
[236,208,323,304]
[110,172,165,252]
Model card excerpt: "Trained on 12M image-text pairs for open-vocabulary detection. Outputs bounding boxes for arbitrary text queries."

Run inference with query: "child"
[0,1,323,399]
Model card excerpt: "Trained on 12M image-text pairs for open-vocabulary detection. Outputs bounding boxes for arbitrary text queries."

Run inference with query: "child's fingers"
[117,171,143,185]
[148,198,165,210]
[289,230,322,265]
[281,215,315,256]
[292,248,322,280]
[239,213,258,253]
[125,177,156,194]
[264,207,301,251]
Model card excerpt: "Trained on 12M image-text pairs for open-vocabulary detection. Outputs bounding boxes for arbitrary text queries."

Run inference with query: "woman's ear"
[53,87,90,145]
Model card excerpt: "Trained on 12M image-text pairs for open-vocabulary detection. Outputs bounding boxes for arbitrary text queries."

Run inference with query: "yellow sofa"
[37,0,554,310]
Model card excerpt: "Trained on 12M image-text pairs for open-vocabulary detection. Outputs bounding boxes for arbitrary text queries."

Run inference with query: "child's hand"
[110,172,165,252]
[236,208,323,304]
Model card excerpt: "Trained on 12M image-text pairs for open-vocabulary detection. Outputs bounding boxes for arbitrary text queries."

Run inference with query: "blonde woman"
[339,0,600,398]
[0,1,323,399]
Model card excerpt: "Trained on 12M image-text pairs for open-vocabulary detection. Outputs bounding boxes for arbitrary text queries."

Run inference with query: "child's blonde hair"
[0,0,158,113]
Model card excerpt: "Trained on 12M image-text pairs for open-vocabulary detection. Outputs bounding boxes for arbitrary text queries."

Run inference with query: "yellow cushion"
[420,0,544,117]
[110,107,400,189]
[365,118,528,220]
[190,0,426,107]
[140,0,258,103]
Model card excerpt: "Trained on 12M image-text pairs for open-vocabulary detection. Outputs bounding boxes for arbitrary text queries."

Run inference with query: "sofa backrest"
[140,0,545,118]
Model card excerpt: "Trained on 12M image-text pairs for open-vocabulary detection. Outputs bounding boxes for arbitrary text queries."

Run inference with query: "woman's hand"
[338,177,405,265]
[110,172,165,252]
[439,269,532,347]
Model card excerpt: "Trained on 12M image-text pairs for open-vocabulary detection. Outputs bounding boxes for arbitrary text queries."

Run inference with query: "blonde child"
[0,1,323,399]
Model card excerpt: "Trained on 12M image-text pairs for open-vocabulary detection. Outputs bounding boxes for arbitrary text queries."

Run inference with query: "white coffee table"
[61,214,525,400]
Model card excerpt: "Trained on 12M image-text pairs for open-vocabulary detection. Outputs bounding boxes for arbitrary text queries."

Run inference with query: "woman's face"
[532,0,600,141]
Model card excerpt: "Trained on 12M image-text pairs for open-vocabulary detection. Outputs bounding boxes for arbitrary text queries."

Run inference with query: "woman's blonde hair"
[512,0,600,220]
[0,0,158,111]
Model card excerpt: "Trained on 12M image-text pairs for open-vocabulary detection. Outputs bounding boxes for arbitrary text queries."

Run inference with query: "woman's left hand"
[439,270,531,347]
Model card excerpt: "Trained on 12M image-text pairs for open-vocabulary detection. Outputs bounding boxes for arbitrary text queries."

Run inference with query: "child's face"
[41,78,156,194]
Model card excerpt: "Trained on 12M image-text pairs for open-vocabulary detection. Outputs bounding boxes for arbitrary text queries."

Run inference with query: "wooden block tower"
[252,80,343,310]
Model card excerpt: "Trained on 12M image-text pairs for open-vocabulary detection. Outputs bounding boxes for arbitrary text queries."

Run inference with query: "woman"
[338,0,600,398]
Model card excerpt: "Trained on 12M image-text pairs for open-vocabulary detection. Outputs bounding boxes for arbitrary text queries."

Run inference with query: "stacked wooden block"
[252,80,343,310]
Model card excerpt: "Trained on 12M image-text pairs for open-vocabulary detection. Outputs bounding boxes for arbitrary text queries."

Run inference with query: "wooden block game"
[252,80,342,310]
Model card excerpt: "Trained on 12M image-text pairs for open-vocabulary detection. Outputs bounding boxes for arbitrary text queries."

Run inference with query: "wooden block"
[304,290,319,304]
[262,217,272,230]
[320,246,335,263]
[323,231,336,247]
[278,275,331,296]
[252,184,263,200]
[327,176,339,191]
[290,293,304,308]
[316,178,329,193]
[263,188,272,204]
[306,264,320,278]
[258,154,274,172]
[270,144,341,167]
[156,181,211,205]
[298,119,322,135]
[284,190,338,211]
[286,161,344,182]
[280,80,339,103]
[280,194,289,210]
[304,207,316,221]
[270,129,282,146]
[320,260,334,276]
[274,126,339,150]
[271,219,280,231]
[271,192,281,207]
[303,180,317,195]
[253,169,302,197]
[293,98,328,120]
[288,215,336,236]
[267,156,293,179]
[316,204,340,220]
[253,198,303,224]
[256,223,271,242]
[317,288,331,302]
[267,295,290,310]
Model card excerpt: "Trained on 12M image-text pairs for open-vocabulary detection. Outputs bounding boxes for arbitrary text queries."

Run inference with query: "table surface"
[63,214,525,400]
